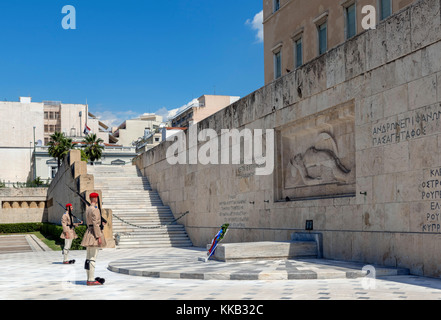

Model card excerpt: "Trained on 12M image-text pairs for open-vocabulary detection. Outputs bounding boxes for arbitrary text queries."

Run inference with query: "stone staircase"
[88,165,193,249]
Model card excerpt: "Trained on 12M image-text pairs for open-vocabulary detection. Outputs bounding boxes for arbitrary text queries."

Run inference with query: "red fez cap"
[89,193,99,199]
[66,203,73,208]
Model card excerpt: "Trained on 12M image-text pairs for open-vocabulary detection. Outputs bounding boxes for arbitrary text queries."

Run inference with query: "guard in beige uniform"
[60,203,82,264]
[81,193,107,286]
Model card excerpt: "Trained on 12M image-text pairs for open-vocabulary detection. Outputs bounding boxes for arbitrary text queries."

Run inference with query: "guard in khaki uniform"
[81,193,107,286]
[60,204,82,264]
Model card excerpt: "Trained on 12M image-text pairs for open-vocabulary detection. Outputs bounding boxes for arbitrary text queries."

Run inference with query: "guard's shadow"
[62,280,89,286]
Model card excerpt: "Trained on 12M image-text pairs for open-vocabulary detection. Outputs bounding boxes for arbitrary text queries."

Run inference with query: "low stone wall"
[0,188,48,224]
[135,0,441,278]
[46,150,115,248]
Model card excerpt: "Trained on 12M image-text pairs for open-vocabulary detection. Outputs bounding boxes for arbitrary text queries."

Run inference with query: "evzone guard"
[81,192,107,286]
[60,203,83,264]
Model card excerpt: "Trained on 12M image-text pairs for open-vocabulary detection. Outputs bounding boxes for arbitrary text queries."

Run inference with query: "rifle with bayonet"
[55,200,83,226]
[66,185,91,206]
[97,195,106,231]
[65,184,107,228]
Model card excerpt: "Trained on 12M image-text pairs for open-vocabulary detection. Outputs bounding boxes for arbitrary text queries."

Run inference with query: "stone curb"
[107,257,409,281]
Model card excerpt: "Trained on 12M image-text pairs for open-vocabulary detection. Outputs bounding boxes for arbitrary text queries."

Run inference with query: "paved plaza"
[1,235,441,303]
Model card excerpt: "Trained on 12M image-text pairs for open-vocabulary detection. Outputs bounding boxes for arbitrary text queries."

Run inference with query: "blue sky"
[0,1,263,126]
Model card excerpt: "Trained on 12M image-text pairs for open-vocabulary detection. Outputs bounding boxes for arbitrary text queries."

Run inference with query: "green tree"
[47,132,73,169]
[83,133,104,164]
[32,176,43,187]
[80,149,89,162]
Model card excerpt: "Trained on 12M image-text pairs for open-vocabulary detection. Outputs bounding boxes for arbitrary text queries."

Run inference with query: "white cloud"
[93,110,140,129]
[155,107,179,121]
[246,10,263,43]
[155,98,200,122]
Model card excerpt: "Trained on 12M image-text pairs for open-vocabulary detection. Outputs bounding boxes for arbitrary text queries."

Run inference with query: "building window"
[274,51,282,79]
[294,38,303,68]
[44,112,48,120]
[346,3,356,39]
[51,166,58,179]
[380,0,392,20]
[318,22,327,55]
[273,0,280,12]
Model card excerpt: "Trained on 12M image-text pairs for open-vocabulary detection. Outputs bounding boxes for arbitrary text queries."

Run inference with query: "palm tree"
[48,132,73,169]
[83,133,104,164]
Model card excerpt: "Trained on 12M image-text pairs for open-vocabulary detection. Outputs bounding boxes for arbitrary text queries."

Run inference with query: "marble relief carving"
[280,102,356,199]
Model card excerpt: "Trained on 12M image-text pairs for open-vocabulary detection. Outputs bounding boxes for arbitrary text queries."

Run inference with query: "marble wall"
[135,0,441,277]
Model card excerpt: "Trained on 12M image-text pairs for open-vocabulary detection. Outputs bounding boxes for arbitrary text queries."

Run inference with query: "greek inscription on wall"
[372,103,441,146]
[236,163,266,178]
[219,195,248,228]
[421,167,441,233]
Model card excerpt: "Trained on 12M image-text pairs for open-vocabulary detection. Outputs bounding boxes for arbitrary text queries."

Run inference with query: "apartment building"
[112,113,164,147]
[43,101,88,145]
[170,95,240,128]
[0,97,115,183]
[0,97,44,183]
[263,0,416,84]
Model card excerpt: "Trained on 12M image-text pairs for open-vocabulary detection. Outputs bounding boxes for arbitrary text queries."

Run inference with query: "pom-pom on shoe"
[95,277,105,284]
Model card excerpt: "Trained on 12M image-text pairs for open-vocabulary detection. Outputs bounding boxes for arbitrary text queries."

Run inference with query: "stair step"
[109,210,167,213]
[90,165,192,249]
[113,220,177,225]
[118,234,191,240]
[116,243,193,249]
[104,202,163,205]
[99,188,152,190]
[107,208,169,211]
[113,229,187,234]
[112,212,174,216]
[104,200,163,203]
[117,238,192,243]
[111,212,173,216]
[117,241,193,247]
[97,184,152,187]
[112,225,186,232]
[111,208,171,211]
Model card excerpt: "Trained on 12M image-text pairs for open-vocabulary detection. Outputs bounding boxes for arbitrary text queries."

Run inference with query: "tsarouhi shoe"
[95,277,105,284]
[86,280,103,286]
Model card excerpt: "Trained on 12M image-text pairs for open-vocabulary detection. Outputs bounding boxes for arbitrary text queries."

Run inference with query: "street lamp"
[29,141,32,176]
[79,111,82,137]
[33,126,36,181]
